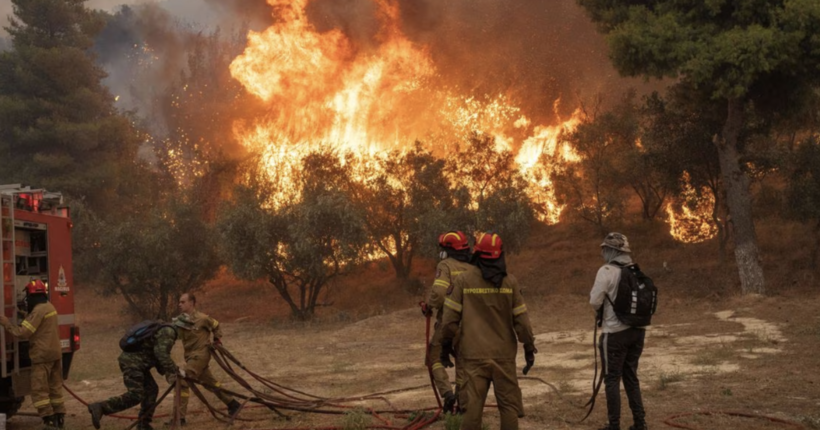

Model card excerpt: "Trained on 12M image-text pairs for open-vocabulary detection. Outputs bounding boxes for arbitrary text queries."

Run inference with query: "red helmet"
[474,233,503,259]
[26,279,47,295]
[438,231,470,251]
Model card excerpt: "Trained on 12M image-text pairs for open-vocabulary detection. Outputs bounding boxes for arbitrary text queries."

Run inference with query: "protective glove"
[166,373,177,385]
[419,302,432,317]
[595,307,603,328]
[523,345,537,375]
[440,338,455,368]
[178,368,187,379]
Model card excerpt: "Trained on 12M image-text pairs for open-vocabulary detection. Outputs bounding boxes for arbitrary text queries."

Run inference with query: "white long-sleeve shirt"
[590,255,634,334]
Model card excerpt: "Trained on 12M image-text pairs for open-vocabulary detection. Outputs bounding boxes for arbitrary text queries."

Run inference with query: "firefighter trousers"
[459,359,523,430]
[427,329,454,397]
[599,327,646,428]
[179,353,235,418]
[30,359,66,417]
[428,328,466,405]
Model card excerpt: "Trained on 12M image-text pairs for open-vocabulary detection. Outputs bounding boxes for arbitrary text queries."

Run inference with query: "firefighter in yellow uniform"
[172,293,240,425]
[424,231,473,413]
[441,233,537,430]
[0,280,65,429]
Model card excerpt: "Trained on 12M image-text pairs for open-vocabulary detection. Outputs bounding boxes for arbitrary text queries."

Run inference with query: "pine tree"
[577,0,820,294]
[0,0,140,211]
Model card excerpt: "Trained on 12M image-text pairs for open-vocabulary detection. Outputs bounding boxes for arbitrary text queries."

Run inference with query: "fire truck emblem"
[55,265,69,292]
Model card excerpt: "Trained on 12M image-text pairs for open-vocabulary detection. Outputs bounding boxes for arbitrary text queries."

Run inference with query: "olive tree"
[88,197,220,319]
[447,134,535,253]
[218,153,368,320]
[551,100,635,233]
[351,143,469,279]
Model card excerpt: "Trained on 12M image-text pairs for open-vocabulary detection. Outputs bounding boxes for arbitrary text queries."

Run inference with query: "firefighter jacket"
[1,302,60,363]
[427,258,474,324]
[174,310,222,360]
[441,266,535,360]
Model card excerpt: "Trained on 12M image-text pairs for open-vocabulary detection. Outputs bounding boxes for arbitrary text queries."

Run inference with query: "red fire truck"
[0,185,80,415]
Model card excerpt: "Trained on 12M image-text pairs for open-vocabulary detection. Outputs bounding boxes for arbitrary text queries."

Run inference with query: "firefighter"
[87,322,179,430]
[0,280,65,429]
[423,231,473,413]
[171,292,241,425]
[440,233,536,430]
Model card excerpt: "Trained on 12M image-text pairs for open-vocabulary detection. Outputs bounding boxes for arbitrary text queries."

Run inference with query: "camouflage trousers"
[31,360,66,417]
[99,352,160,426]
[178,352,234,418]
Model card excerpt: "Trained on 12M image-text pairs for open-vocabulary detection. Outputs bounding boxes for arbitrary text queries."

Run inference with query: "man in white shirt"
[589,232,647,430]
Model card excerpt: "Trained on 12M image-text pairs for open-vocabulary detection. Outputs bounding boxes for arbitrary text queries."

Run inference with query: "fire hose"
[60,302,571,429]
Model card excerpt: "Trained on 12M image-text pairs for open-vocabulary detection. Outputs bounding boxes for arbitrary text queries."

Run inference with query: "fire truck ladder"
[0,191,20,378]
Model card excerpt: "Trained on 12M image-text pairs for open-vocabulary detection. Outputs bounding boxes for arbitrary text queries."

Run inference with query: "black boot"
[42,415,57,430]
[54,413,65,429]
[88,402,104,430]
[629,423,648,430]
[227,399,242,416]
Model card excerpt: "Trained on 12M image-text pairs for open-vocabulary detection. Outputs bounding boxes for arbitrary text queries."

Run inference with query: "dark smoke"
[306,0,647,124]
[94,1,271,135]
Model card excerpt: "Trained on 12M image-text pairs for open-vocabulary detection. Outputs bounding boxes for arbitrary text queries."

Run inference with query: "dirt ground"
[6,287,820,430]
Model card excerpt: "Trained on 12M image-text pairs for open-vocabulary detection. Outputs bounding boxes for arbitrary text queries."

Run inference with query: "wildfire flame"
[666,171,718,243]
[229,0,581,221]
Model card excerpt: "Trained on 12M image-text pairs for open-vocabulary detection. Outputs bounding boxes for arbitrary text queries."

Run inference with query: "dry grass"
[42,219,820,429]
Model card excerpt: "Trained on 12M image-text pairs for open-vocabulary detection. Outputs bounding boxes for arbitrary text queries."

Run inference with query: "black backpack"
[119,320,171,352]
[606,263,657,326]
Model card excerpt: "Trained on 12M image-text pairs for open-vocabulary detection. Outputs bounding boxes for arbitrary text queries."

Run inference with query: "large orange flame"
[229,0,580,221]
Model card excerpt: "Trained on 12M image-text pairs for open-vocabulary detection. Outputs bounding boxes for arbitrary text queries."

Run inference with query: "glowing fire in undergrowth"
[229,0,581,221]
[666,172,718,243]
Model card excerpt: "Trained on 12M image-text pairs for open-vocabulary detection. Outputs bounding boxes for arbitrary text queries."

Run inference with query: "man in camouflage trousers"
[0,280,65,429]
[441,233,537,430]
[423,231,473,413]
[172,293,240,425]
[88,323,178,430]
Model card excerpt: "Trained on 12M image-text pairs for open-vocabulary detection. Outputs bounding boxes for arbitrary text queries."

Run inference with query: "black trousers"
[599,327,646,428]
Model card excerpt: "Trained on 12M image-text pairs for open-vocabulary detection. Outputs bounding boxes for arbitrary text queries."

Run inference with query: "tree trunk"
[715,98,765,294]
[811,219,820,270]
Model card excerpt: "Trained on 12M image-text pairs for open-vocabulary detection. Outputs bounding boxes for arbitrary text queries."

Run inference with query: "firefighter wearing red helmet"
[423,231,473,413]
[0,279,66,429]
[440,233,536,430]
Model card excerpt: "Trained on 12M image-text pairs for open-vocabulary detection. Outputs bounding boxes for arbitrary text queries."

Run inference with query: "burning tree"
[550,99,634,233]
[642,88,727,253]
[218,153,368,320]
[578,0,820,294]
[351,144,469,279]
[448,134,535,253]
